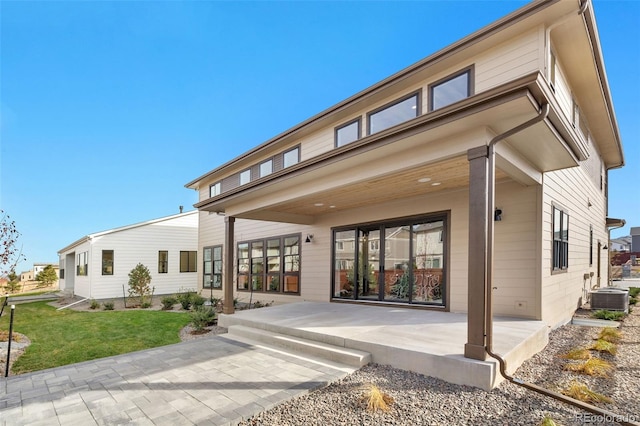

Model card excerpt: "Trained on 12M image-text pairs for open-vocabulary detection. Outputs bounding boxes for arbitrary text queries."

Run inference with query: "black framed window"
[180,251,197,273]
[102,250,114,275]
[203,245,222,289]
[429,68,472,111]
[158,250,168,273]
[335,118,361,147]
[237,234,300,294]
[368,92,420,135]
[552,207,569,271]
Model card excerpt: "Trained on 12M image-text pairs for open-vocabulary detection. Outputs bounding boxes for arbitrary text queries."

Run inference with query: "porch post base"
[464,343,488,361]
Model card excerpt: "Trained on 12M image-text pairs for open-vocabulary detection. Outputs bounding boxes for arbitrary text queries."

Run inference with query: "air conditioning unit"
[590,287,629,313]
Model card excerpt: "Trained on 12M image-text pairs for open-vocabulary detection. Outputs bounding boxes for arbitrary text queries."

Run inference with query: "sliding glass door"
[332,214,446,306]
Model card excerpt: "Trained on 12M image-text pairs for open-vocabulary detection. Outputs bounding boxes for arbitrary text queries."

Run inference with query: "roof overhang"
[195,73,581,223]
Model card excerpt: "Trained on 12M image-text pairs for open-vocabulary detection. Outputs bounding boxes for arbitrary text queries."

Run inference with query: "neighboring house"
[19,263,59,283]
[610,236,631,252]
[57,211,198,299]
[631,227,640,252]
[185,0,624,367]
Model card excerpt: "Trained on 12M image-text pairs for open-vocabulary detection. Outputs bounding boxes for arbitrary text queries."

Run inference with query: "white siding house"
[57,211,198,299]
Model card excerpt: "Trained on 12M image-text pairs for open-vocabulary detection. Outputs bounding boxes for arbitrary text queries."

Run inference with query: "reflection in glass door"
[332,214,446,306]
[358,229,380,300]
[384,226,411,302]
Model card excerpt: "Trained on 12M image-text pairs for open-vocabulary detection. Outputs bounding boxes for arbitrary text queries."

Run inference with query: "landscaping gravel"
[239,307,640,426]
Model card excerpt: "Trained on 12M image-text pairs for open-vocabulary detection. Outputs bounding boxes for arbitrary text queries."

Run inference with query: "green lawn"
[0,301,191,374]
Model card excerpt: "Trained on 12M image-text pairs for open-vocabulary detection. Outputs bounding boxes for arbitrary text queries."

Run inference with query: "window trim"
[203,245,222,289]
[239,169,251,186]
[180,250,197,273]
[158,250,169,274]
[210,181,221,198]
[334,117,361,148]
[259,159,274,178]
[101,250,114,276]
[367,90,421,136]
[428,66,474,112]
[283,146,300,168]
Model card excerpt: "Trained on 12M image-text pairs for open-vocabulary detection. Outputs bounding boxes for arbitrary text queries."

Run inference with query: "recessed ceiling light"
[418,177,432,183]
[431,182,441,186]
[329,205,336,209]
[314,203,324,207]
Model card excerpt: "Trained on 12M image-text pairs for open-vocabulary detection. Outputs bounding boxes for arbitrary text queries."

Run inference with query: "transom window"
[552,207,569,271]
[210,182,221,197]
[429,68,472,111]
[239,169,251,185]
[203,245,222,289]
[368,92,420,135]
[283,147,300,168]
[237,234,300,294]
[335,118,361,147]
[260,159,273,177]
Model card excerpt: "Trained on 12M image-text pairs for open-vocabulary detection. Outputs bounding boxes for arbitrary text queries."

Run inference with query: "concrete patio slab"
[219,301,549,390]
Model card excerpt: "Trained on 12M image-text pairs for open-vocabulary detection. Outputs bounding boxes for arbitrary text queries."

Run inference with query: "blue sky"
[1,0,638,274]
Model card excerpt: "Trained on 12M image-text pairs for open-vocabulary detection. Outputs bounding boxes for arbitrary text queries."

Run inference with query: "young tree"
[1,210,26,276]
[128,263,152,305]
[35,265,58,288]
[4,271,21,294]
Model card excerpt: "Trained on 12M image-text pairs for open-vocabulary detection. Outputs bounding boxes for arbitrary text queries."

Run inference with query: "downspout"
[484,103,638,425]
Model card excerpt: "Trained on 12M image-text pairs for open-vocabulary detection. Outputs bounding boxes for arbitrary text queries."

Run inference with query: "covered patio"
[219,301,548,391]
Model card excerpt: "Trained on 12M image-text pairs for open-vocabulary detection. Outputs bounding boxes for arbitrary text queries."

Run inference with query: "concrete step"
[227,324,371,368]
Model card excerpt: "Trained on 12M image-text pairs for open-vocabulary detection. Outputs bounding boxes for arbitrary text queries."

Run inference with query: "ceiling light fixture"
[418,177,432,183]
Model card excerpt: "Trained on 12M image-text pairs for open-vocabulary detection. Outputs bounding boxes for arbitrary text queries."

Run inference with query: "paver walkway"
[0,335,355,425]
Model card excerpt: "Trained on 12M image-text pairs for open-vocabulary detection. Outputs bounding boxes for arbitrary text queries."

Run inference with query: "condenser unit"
[590,287,629,313]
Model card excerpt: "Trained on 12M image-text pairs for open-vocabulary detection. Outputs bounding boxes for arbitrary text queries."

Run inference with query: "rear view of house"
[184,0,624,387]
[57,211,198,299]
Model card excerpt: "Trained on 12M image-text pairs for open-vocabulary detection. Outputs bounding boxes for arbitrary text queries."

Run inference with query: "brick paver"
[0,336,354,425]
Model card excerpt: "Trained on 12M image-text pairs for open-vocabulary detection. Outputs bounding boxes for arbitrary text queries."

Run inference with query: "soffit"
[201,88,577,223]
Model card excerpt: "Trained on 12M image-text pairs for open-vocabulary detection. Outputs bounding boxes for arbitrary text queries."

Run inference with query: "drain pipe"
[483,104,639,425]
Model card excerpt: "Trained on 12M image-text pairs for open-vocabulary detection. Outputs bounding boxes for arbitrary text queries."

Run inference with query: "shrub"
[590,339,617,355]
[561,348,591,360]
[360,384,394,412]
[141,301,152,309]
[208,297,222,310]
[628,287,640,298]
[176,290,196,310]
[191,294,206,309]
[128,263,152,305]
[598,327,621,343]
[564,358,614,377]
[189,306,216,332]
[561,381,612,404]
[102,301,115,310]
[591,310,626,321]
[89,299,100,310]
[539,417,561,426]
[161,296,177,310]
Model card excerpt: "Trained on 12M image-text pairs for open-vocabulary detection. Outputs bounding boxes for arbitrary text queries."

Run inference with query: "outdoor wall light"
[305,234,314,243]
[603,245,608,250]
[494,208,502,221]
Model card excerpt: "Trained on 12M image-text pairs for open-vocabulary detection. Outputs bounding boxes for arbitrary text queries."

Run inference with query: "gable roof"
[57,210,198,254]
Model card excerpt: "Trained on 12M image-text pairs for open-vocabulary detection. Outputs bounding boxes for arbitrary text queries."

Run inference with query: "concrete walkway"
[0,335,356,425]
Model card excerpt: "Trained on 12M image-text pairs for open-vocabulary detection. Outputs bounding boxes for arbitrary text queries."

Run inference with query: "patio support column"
[465,146,489,361]
[223,216,236,315]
